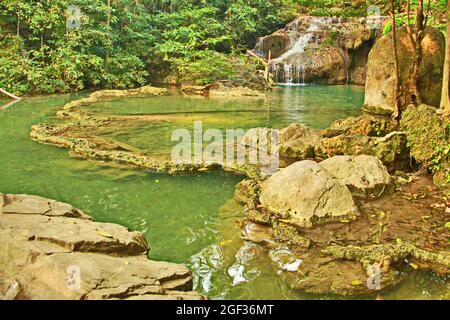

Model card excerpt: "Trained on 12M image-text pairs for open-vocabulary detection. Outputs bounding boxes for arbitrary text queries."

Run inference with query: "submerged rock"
[363,27,445,115]
[259,160,359,227]
[0,194,204,300]
[400,104,450,189]
[319,155,394,199]
[208,82,265,98]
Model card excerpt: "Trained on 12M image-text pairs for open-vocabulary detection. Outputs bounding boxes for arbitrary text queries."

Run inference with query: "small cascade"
[254,16,362,85]
[283,64,293,84]
[268,20,321,85]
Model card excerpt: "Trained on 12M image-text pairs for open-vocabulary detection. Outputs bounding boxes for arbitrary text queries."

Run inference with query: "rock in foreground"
[0,194,205,300]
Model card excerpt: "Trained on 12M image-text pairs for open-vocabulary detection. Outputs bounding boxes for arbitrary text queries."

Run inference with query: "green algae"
[323,241,450,273]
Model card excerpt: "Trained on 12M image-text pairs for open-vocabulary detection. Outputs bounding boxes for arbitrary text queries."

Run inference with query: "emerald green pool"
[0,86,447,299]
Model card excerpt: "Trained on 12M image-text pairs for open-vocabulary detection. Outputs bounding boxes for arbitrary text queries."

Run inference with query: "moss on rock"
[400,104,450,188]
[323,241,450,274]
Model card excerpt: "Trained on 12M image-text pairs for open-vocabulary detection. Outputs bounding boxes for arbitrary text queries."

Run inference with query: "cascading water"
[269,21,320,85]
[254,17,343,85]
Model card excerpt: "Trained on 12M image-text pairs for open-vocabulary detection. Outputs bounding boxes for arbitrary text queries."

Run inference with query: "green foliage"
[296,0,377,17]
[170,50,237,85]
[0,0,447,95]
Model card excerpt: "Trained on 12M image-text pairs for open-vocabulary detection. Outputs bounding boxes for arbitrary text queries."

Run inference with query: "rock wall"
[363,27,445,115]
[0,194,205,300]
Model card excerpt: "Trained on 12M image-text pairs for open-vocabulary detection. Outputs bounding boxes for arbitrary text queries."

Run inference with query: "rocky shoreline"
[234,162,449,296]
[0,193,205,300]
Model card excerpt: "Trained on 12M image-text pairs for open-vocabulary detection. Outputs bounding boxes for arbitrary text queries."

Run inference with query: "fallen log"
[0,88,21,100]
[0,99,21,110]
[246,50,269,66]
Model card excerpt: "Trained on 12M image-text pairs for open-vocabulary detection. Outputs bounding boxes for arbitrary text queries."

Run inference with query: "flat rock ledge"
[0,194,205,300]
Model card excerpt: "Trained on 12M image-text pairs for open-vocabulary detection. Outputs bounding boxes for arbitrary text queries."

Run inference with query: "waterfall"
[269,21,320,84]
[254,37,265,58]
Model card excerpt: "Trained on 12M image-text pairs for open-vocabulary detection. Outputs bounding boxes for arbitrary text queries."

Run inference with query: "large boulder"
[0,194,204,300]
[400,104,450,188]
[363,27,445,115]
[279,124,325,159]
[259,160,359,227]
[320,155,394,199]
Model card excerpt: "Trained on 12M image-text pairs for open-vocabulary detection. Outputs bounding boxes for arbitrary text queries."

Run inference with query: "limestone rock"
[400,104,450,188]
[208,83,265,98]
[363,27,445,115]
[240,127,278,153]
[259,160,359,227]
[234,179,261,208]
[319,155,394,199]
[0,214,148,256]
[279,123,324,159]
[180,85,209,96]
[324,115,397,137]
[90,86,167,99]
[0,194,204,300]
[321,131,409,172]
[255,16,375,85]
[0,194,92,220]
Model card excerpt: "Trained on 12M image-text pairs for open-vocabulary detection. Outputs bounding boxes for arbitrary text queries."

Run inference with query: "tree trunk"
[16,14,20,37]
[40,31,44,49]
[411,0,424,105]
[0,88,21,100]
[105,0,111,70]
[406,0,425,105]
[390,0,401,119]
[440,0,450,111]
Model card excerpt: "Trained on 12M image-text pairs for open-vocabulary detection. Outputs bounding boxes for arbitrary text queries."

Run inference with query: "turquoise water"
[80,85,364,157]
[0,86,447,299]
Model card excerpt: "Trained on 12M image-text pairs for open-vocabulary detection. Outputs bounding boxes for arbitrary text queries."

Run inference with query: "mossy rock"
[400,104,450,188]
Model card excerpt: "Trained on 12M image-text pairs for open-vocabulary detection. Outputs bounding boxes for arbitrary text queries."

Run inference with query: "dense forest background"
[0,0,447,95]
